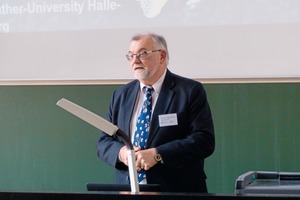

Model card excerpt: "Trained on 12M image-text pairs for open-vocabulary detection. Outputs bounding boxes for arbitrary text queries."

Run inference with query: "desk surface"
[1,191,300,200]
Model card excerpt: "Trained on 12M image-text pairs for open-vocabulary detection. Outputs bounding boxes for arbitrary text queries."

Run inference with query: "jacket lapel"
[146,70,175,147]
[122,81,140,137]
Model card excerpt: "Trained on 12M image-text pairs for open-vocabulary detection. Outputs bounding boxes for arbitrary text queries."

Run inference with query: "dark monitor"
[86,183,161,192]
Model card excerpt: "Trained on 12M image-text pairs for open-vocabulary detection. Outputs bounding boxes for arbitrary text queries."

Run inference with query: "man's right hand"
[118,146,128,166]
[119,146,142,166]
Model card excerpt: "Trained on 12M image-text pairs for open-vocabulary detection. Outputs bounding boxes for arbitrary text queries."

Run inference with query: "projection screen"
[1,0,300,84]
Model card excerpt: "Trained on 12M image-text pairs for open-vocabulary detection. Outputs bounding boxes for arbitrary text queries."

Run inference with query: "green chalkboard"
[204,83,300,192]
[0,83,299,193]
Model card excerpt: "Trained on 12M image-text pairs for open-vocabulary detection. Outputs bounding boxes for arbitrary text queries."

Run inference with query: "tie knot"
[145,86,153,94]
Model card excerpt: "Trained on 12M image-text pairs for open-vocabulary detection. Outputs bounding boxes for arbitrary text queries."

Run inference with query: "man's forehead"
[129,37,153,50]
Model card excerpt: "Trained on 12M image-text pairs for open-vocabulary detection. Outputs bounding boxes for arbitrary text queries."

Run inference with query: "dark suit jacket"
[97,70,215,193]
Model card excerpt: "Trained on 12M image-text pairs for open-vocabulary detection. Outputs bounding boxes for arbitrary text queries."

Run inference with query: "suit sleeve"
[96,90,128,170]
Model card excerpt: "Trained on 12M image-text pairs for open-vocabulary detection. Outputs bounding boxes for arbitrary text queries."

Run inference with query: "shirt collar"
[139,69,167,95]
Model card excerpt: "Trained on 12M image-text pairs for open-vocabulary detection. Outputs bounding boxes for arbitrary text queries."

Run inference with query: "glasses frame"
[126,49,161,61]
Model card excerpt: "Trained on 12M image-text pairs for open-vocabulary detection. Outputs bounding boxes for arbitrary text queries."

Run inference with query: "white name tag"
[158,113,178,127]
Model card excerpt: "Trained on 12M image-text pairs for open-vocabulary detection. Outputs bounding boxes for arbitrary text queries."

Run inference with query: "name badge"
[158,113,178,127]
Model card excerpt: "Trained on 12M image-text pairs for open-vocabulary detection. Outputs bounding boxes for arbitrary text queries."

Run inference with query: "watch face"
[155,154,162,161]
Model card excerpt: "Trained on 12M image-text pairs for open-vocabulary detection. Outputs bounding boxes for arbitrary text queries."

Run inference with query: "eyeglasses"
[126,49,161,61]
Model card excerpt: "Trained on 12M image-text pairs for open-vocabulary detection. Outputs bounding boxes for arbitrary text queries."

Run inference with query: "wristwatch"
[154,153,162,162]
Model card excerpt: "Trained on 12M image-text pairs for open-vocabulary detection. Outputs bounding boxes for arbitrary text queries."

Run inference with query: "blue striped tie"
[133,86,153,182]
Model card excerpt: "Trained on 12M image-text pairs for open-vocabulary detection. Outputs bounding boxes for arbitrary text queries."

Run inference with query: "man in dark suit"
[97,33,215,193]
